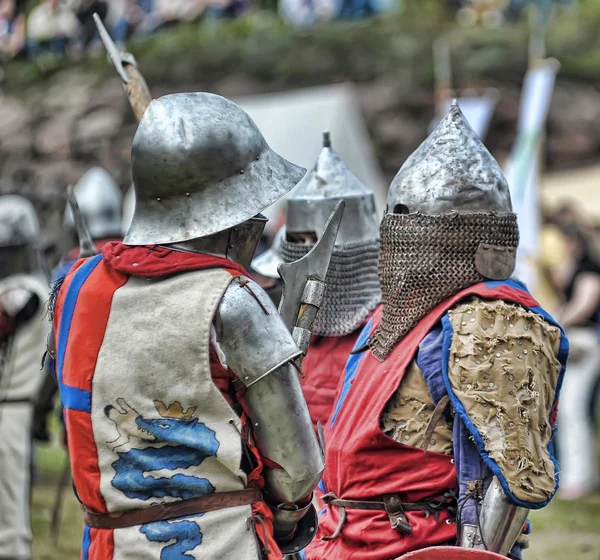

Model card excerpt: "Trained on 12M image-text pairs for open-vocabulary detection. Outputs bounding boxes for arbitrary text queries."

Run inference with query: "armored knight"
[50,93,324,560]
[0,196,49,560]
[34,167,124,443]
[306,102,568,559]
[267,132,381,427]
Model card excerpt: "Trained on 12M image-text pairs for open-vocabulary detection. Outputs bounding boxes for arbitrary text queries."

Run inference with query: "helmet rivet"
[157,197,161,202]
[256,156,260,160]
[240,169,244,174]
[185,192,190,197]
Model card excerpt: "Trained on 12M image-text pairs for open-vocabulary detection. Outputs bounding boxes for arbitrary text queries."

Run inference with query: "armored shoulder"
[216,276,302,387]
[446,297,563,504]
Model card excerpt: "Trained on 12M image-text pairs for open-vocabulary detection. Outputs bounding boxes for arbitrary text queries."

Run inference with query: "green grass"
[31,438,600,560]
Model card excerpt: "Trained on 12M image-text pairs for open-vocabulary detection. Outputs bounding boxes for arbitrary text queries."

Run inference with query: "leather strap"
[321,491,457,540]
[84,488,263,529]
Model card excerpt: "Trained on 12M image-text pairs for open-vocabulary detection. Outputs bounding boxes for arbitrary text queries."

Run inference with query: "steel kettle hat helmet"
[124,92,306,246]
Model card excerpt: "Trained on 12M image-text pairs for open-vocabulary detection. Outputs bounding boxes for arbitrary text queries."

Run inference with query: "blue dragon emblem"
[105,399,220,558]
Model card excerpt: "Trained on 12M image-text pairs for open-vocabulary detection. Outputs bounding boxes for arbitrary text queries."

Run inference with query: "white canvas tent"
[236,83,387,234]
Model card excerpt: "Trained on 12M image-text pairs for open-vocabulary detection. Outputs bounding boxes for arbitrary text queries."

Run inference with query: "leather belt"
[321,491,456,541]
[85,488,263,529]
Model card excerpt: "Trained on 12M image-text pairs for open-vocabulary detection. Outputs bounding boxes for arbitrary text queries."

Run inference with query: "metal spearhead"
[93,13,152,121]
[66,186,97,258]
[277,201,345,353]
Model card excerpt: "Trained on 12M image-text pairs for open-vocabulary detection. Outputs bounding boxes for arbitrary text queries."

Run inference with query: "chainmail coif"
[370,211,519,361]
[280,238,381,337]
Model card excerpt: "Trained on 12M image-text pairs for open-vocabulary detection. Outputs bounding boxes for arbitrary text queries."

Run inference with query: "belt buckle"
[383,495,413,535]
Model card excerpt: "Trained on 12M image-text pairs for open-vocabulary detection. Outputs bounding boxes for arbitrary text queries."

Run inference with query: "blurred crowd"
[539,203,600,499]
[0,0,252,62]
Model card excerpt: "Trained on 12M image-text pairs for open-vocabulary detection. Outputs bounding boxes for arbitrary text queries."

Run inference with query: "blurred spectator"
[27,0,79,57]
[156,0,207,23]
[0,0,25,58]
[554,222,600,499]
[72,0,109,47]
[112,0,159,43]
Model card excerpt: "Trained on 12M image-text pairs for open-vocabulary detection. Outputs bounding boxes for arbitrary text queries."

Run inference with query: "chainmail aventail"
[371,212,519,361]
[280,238,381,337]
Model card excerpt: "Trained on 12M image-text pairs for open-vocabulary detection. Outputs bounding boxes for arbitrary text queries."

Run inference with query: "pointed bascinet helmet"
[387,100,512,215]
[64,167,123,240]
[370,101,519,361]
[124,93,306,247]
[286,132,379,245]
[280,132,381,337]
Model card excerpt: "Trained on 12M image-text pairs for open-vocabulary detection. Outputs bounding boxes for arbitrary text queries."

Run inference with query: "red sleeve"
[209,343,237,407]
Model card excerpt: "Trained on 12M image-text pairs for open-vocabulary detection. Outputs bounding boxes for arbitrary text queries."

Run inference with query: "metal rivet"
[482,326,487,331]
[157,197,161,201]
[495,353,501,358]
[460,377,466,383]
[419,413,425,419]
[455,357,460,363]
[446,519,453,524]
[509,323,514,328]
[115,255,120,259]
[517,354,522,359]
[489,382,495,388]
[508,375,514,381]
[132,262,138,267]
[483,375,488,380]
[256,156,260,160]
[509,390,514,395]
[240,169,245,174]
[461,321,467,326]
[510,459,515,465]
[255,422,259,427]
[186,192,190,197]
[504,348,509,353]
[244,376,250,380]
[310,527,315,533]
[450,458,455,464]
[483,355,488,360]
[509,422,515,428]
[404,435,410,441]
[482,403,488,407]
[467,310,473,315]
[467,384,472,389]
[478,347,483,352]
[514,382,519,388]
[476,360,481,364]
[518,340,523,345]
[470,318,475,322]
[430,439,436,445]
[523,349,528,355]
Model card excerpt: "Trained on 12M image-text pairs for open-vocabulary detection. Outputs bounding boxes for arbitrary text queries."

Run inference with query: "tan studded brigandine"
[381,297,562,504]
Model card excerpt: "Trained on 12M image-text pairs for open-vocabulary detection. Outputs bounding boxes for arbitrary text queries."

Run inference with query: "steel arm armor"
[216,277,324,550]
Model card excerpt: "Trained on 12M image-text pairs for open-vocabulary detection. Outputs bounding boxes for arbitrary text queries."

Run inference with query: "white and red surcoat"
[53,244,281,560]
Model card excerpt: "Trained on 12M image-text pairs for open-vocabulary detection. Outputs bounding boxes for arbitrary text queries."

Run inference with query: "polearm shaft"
[93,13,152,121]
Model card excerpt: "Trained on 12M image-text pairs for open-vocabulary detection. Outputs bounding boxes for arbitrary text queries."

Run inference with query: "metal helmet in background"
[121,184,135,236]
[280,132,381,337]
[124,92,306,269]
[64,167,123,241]
[370,101,520,361]
[0,195,41,279]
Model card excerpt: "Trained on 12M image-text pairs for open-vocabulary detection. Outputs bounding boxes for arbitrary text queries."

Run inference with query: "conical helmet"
[280,132,381,337]
[64,167,123,240]
[124,93,306,246]
[286,132,379,245]
[387,100,512,215]
[370,102,519,361]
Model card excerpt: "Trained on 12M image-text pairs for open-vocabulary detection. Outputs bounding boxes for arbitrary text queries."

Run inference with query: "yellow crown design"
[154,400,197,420]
